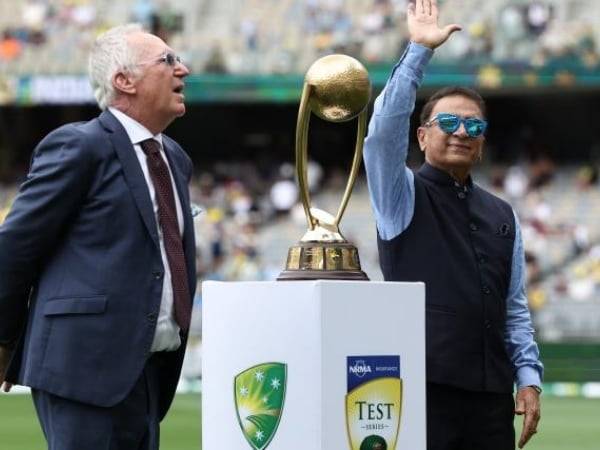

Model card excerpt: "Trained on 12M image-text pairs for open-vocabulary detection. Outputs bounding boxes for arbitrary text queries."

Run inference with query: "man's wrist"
[399,42,433,76]
[410,39,434,50]
[522,385,542,394]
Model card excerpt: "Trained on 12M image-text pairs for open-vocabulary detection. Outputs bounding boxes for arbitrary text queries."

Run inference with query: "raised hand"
[407,0,461,49]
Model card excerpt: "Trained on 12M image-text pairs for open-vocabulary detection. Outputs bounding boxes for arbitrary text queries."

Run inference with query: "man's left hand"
[515,386,541,448]
[407,0,462,50]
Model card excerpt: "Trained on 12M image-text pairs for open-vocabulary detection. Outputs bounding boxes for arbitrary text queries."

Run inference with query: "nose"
[453,122,469,138]
[175,60,190,77]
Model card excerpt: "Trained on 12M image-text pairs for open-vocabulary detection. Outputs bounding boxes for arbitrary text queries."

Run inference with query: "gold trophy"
[278,54,371,281]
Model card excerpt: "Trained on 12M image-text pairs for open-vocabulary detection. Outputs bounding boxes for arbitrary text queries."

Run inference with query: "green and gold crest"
[234,362,287,450]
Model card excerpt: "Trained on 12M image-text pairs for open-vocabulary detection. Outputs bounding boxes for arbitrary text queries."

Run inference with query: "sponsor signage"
[346,355,402,450]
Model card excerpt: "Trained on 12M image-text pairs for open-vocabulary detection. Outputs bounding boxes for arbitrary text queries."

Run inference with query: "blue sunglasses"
[425,113,488,138]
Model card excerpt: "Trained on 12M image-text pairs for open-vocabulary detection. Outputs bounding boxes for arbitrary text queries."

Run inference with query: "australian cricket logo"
[346,356,402,450]
[234,363,287,450]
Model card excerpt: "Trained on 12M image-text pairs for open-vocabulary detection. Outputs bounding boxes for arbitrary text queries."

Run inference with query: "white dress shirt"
[109,107,184,352]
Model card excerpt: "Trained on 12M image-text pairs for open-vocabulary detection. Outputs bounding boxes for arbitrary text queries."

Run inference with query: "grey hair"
[88,24,145,110]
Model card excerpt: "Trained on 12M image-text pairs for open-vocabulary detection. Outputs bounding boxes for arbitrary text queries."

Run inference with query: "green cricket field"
[1,394,598,449]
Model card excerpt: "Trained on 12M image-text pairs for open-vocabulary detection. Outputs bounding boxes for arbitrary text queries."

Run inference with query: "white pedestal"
[202,280,425,450]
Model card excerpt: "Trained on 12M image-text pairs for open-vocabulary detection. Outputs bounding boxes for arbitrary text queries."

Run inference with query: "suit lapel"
[99,111,160,250]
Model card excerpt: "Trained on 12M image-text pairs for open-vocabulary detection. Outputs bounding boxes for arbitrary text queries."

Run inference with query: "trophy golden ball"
[305,55,371,123]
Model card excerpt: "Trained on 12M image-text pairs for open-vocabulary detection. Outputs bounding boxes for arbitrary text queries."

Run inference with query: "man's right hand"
[407,0,462,50]
[0,344,14,393]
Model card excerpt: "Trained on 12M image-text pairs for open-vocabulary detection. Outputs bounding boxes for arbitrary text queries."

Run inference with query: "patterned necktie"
[140,138,191,332]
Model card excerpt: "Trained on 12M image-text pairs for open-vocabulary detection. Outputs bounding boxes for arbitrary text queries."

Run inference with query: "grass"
[514,396,600,450]
[0,394,598,449]
[0,393,202,450]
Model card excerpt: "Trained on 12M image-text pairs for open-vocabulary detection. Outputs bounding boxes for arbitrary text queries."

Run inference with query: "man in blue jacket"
[364,1,543,449]
[0,24,196,449]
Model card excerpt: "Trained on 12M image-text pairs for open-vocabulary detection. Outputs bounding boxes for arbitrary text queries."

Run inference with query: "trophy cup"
[278,54,371,281]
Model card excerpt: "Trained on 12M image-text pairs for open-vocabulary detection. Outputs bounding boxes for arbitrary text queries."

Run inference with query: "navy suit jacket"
[0,110,196,419]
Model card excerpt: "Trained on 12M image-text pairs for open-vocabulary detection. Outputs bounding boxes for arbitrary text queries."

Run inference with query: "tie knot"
[140,138,161,156]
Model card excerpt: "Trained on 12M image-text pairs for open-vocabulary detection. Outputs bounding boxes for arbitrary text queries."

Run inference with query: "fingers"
[416,0,424,15]
[443,24,463,37]
[2,382,13,393]
[515,388,541,448]
[518,428,537,448]
[518,416,538,448]
[518,429,529,448]
[415,0,433,16]
[514,395,525,415]
[406,0,460,49]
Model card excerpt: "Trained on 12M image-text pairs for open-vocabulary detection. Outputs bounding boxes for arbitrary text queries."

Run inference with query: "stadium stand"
[1,0,599,75]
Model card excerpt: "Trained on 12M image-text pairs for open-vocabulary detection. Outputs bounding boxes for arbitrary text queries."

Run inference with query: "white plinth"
[202,280,425,450]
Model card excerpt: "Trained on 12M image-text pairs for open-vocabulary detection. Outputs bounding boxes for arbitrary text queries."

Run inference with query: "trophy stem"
[296,83,315,231]
[335,110,368,225]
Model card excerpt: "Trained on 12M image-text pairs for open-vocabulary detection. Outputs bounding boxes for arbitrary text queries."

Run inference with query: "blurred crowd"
[433,0,599,67]
[2,156,600,376]
[190,158,325,283]
[2,156,600,299]
[1,0,599,74]
[0,0,184,74]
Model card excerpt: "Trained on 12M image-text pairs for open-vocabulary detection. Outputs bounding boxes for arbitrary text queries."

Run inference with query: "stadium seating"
[1,0,599,75]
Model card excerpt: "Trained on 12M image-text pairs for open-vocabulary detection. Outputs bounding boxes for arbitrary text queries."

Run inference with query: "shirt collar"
[418,162,473,189]
[108,107,163,148]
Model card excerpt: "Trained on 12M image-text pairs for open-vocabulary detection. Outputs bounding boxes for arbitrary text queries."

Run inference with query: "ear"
[417,126,427,153]
[113,71,137,95]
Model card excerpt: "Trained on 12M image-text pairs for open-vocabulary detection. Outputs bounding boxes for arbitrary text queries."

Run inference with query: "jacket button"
[485,320,492,329]
[470,223,478,231]
[479,256,487,264]
[153,272,163,280]
[483,285,491,295]
[458,192,466,199]
[147,312,157,322]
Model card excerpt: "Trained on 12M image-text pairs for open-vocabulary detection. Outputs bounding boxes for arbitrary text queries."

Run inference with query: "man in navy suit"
[0,24,196,449]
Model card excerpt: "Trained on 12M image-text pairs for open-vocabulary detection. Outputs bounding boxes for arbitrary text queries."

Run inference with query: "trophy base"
[277,269,369,281]
[277,241,369,281]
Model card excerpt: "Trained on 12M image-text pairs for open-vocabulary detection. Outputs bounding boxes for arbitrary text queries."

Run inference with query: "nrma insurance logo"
[349,359,372,378]
[346,356,402,450]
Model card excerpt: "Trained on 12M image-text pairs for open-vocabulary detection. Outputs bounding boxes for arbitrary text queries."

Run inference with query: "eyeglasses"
[156,52,182,67]
[425,113,488,138]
